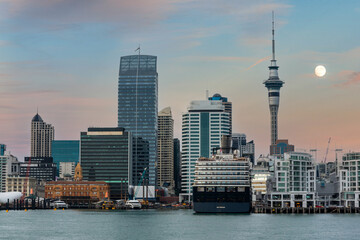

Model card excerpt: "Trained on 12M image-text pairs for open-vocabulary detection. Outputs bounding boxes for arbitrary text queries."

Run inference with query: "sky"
[0,0,360,162]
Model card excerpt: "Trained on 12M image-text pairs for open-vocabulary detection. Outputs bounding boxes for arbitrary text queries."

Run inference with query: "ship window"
[197,187,205,192]
[227,187,236,192]
[217,187,225,192]
[206,187,215,192]
[237,187,245,192]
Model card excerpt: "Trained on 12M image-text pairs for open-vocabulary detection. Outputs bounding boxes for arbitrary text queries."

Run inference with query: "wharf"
[252,207,360,214]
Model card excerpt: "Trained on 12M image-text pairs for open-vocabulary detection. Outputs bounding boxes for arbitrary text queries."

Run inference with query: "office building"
[157,107,174,190]
[118,54,158,186]
[19,157,57,182]
[51,140,79,176]
[6,176,37,196]
[173,138,181,195]
[80,127,132,199]
[180,100,230,202]
[232,133,255,164]
[263,16,284,148]
[31,113,55,157]
[208,93,232,133]
[270,139,295,155]
[59,162,76,179]
[0,151,19,192]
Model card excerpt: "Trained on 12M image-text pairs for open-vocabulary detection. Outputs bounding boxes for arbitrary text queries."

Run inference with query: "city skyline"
[1,1,360,161]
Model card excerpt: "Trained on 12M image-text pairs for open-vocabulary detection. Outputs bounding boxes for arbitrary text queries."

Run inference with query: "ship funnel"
[221,135,232,154]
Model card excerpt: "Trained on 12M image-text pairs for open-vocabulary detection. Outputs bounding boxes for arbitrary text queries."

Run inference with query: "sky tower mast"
[264,12,284,148]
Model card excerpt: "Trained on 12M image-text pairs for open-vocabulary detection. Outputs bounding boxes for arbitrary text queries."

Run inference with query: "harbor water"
[1,209,360,240]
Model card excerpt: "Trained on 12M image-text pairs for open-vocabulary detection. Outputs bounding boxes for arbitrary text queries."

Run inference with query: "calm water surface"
[1,209,360,240]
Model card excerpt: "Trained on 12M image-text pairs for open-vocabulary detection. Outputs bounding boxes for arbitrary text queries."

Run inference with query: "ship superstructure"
[193,136,251,213]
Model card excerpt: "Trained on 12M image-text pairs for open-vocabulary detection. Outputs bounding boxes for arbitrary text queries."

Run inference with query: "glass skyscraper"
[118,55,158,186]
[51,140,79,176]
[80,127,132,199]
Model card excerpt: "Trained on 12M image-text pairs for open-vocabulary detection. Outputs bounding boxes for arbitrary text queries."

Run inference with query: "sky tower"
[264,12,284,147]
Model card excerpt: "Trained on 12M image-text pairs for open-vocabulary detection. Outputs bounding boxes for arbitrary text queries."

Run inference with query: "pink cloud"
[332,70,360,88]
[1,0,175,29]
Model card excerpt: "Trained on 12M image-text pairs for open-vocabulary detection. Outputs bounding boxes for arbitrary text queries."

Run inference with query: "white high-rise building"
[31,113,54,157]
[269,152,316,208]
[180,100,230,202]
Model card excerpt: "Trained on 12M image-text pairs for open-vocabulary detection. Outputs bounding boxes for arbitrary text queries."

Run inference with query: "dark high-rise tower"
[264,13,284,147]
[118,53,158,186]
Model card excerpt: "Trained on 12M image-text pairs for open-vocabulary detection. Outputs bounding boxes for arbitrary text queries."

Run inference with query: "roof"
[158,107,171,116]
[46,181,109,185]
[32,113,43,122]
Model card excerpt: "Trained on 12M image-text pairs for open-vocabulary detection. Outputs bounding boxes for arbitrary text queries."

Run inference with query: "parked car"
[125,200,142,209]
[50,200,68,209]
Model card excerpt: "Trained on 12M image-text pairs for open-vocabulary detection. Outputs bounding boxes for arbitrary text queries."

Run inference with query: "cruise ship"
[193,136,252,213]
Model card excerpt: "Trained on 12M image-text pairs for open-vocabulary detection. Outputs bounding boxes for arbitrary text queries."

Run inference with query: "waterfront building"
[157,107,174,191]
[59,162,76,179]
[19,157,57,182]
[268,152,316,208]
[339,152,360,207]
[45,163,109,204]
[180,100,230,202]
[173,138,181,195]
[118,54,158,186]
[251,157,272,202]
[208,93,232,134]
[31,113,54,157]
[80,127,132,199]
[6,176,37,196]
[51,140,79,176]
[263,15,284,148]
[270,139,295,156]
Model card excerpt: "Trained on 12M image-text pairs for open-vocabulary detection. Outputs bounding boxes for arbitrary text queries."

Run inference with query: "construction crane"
[21,157,32,201]
[323,137,331,163]
[134,168,147,201]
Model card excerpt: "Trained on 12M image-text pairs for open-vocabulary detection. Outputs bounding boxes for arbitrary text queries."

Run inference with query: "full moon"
[315,65,326,77]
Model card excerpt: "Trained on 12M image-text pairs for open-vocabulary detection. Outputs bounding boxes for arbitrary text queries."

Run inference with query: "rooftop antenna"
[272,11,275,61]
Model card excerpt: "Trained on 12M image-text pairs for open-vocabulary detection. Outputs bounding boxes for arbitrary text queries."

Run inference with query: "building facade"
[45,181,110,202]
[173,138,181,195]
[19,157,57,182]
[268,152,316,208]
[31,113,54,157]
[339,152,360,207]
[6,176,37,196]
[157,107,174,190]
[208,93,232,134]
[232,133,255,164]
[51,140,79,176]
[180,100,230,201]
[270,139,295,156]
[59,162,76,179]
[80,127,132,199]
[118,54,158,186]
